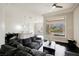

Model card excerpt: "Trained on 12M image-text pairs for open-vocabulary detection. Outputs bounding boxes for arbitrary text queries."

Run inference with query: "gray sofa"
[65,51,79,56]
[0,35,50,56]
[18,36,43,49]
[0,44,52,56]
[5,33,43,50]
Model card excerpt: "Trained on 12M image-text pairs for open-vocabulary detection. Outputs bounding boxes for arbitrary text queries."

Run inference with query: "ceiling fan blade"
[56,6,63,8]
[52,3,63,8]
[52,3,57,7]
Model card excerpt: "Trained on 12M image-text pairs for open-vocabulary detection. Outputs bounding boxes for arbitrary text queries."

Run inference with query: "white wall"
[5,4,43,34]
[0,5,5,48]
[73,6,79,47]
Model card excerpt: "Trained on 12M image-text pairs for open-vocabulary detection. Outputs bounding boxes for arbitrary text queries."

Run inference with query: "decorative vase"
[49,41,51,46]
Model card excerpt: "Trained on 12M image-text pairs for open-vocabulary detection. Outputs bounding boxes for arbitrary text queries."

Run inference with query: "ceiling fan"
[52,3,63,8]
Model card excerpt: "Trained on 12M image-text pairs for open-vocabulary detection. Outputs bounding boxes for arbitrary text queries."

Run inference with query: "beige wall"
[5,4,43,34]
[43,10,73,43]
[73,6,79,47]
[0,4,44,47]
[0,5,5,48]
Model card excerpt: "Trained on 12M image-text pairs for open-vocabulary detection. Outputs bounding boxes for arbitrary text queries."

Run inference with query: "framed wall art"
[46,19,65,37]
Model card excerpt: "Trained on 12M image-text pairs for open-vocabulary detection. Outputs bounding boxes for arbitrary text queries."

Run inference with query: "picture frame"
[46,19,65,37]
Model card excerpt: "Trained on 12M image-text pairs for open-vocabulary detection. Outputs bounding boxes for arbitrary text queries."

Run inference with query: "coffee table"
[43,41,56,55]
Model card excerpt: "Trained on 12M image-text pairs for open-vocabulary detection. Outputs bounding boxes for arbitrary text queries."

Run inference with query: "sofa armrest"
[33,40,42,43]
[46,54,53,56]
[4,48,17,56]
[0,49,5,56]
[65,51,79,56]
[14,50,32,56]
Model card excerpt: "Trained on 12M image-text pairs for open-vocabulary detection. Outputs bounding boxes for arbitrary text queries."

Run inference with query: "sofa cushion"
[9,39,20,47]
[5,48,17,56]
[65,51,79,56]
[30,37,36,41]
[17,43,31,53]
[14,50,32,56]
[23,38,32,46]
[31,49,46,56]
[29,42,40,49]
[17,39,23,44]
[34,40,42,44]
[31,36,37,41]
[1,45,15,53]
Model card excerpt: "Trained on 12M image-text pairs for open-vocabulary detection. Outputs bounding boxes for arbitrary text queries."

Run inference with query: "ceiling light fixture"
[52,6,56,8]
[52,3,63,8]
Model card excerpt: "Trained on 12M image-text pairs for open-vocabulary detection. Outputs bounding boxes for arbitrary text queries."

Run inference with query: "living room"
[0,3,79,56]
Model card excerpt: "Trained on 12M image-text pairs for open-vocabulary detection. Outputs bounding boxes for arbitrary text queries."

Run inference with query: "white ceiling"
[5,3,77,15]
